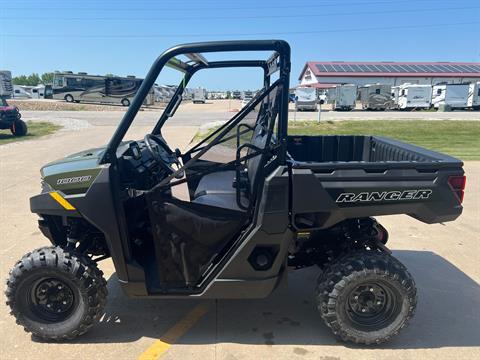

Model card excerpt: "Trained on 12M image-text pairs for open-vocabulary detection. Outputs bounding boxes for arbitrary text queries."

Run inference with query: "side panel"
[290,166,464,230]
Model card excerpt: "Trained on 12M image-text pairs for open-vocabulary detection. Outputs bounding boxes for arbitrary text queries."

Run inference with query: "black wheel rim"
[28,277,76,323]
[345,281,401,331]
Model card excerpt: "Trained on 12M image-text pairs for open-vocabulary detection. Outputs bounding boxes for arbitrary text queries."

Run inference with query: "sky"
[1,0,479,90]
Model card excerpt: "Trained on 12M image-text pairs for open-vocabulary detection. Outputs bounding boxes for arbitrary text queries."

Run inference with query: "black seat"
[192,121,269,211]
[193,170,236,198]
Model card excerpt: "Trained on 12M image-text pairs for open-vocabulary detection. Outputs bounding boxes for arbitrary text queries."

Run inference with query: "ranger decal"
[56,175,92,185]
[336,189,432,203]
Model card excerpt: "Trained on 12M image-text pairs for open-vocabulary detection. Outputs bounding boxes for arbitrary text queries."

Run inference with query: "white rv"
[30,85,46,99]
[0,70,13,97]
[328,84,357,111]
[295,87,317,111]
[192,87,206,104]
[395,84,432,110]
[13,85,32,99]
[432,84,469,109]
[391,86,400,106]
[359,84,393,110]
[467,82,480,110]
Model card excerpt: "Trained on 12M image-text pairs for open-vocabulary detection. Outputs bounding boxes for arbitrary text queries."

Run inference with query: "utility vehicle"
[0,98,27,136]
[6,41,465,344]
[0,70,28,136]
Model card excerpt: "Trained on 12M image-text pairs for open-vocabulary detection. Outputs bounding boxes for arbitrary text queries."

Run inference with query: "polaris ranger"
[6,41,465,345]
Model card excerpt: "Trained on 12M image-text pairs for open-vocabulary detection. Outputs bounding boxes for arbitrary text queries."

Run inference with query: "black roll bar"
[101,40,290,164]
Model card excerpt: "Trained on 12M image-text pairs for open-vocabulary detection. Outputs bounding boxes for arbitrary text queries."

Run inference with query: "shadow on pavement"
[46,250,480,349]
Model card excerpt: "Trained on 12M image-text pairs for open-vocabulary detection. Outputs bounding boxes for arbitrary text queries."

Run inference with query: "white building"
[299,61,480,90]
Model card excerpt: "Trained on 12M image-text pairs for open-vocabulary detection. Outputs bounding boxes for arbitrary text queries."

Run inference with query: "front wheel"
[10,119,28,136]
[316,250,417,345]
[121,98,130,107]
[64,94,74,103]
[5,246,107,340]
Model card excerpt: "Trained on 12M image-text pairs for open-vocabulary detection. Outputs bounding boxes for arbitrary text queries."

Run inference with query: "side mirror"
[167,94,182,117]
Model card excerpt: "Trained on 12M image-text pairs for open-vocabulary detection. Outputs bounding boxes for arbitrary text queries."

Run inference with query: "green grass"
[288,120,480,160]
[0,121,62,145]
[196,120,480,160]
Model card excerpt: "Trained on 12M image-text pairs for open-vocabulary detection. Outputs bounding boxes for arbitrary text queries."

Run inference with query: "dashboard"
[117,139,171,190]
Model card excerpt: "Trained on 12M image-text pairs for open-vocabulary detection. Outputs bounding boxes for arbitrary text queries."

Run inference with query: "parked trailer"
[329,84,357,111]
[295,87,317,111]
[395,84,432,110]
[0,70,14,98]
[192,87,207,103]
[359,84,393,110]
[432,83,469,109]
[467,82,480,110]
[12,85,32,99]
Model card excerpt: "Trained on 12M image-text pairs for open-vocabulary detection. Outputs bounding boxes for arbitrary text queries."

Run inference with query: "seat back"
[244,86,281,197]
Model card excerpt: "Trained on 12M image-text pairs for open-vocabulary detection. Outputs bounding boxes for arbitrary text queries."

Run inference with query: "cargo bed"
[287,135,465,230]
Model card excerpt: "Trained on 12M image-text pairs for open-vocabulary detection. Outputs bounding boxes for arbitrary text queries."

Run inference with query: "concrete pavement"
[0,119,479,360]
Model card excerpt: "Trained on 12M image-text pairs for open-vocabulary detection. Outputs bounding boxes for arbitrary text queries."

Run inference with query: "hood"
[41,147,107,194]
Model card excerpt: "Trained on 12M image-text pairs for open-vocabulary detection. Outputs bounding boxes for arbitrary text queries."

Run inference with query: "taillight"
[448,175,466,204]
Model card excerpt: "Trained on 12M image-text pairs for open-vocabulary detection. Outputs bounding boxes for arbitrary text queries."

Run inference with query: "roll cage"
[101,40,291,165]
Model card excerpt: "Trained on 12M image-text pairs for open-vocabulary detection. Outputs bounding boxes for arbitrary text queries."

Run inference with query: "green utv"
[6,41,465,344]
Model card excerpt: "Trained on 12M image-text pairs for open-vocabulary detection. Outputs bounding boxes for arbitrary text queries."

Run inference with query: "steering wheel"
[143,134,180,175]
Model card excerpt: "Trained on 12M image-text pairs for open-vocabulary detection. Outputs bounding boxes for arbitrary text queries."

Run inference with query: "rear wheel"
[316,250,416,345]
[10,119,28,136]
[64,94,74,103]
[5,246,107,340]
[121,98,130,107]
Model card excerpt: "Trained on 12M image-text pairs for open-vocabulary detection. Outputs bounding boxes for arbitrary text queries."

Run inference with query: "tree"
[41,72,54,84]
[12,75,29,85]
[12,73,41,86]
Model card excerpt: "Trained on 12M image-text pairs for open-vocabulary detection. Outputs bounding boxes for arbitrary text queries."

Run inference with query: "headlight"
[41,180,53,193]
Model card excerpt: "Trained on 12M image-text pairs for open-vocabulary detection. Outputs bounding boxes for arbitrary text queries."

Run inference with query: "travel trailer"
[192,87,207,104]
[467,82,480,110]
[12,85,32,99]
[395,84,432,110]
[295,86,317,111]
[359,84,393,110]
[328,84,357,111]
[432,84,469,109]
[30,85,46,99]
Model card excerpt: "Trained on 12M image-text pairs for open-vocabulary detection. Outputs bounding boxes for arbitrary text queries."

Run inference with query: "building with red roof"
[298,61,480,89]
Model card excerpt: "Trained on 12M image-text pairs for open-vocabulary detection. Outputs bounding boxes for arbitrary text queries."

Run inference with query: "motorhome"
[467,82,480,110]
[328,84,357,111]
[192,87,207,104]
[432,84,469,109]
[359,84,393,110]
[395,84,432,110]
[52,72,154,106]
[295,86,317,111]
